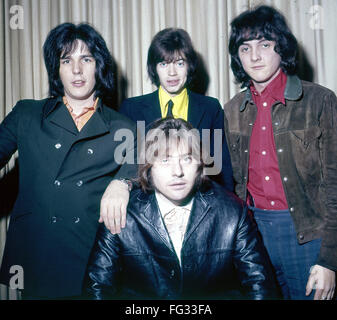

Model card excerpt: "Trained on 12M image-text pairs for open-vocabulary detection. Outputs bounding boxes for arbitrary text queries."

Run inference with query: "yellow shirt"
[158,86,189,121]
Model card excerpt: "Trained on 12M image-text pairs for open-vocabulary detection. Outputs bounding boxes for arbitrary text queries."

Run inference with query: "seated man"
[84,118,277,299]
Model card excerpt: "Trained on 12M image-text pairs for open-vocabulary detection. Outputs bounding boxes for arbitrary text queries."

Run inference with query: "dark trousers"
[249,207,321,300]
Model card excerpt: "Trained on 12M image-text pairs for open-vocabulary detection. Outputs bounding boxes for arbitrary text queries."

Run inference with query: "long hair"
[147,28,198,87]
[138,118,208,192]
[43,23,115,105]
[229,5,298,87]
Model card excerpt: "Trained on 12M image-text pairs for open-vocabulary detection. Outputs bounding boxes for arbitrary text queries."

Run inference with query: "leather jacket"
[84,183,277,299]
[224,75,337,271]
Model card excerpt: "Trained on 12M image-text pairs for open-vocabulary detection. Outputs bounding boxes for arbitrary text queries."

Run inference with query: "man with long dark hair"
[0,23,137,299]
[84,118,277,300]
[224,5,336,300]
[119,28,233,191]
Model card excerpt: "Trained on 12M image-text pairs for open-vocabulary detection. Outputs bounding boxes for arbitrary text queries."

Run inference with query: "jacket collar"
[140,90,163,122]
[42,97,110,137]
[137,188,212,252]
[140,89,206,128]
[187,90,206,128]
[239,74,303,112]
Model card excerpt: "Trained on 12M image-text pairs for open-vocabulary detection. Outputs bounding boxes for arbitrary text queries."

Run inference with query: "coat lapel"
[45,100,78,135]
[187,90,206,129]
[139,190,212,252]
[45,99,110,139]
[183,191,211,245]
[140,91,162,126]
[140,193,175,253]
[76,107,110,140]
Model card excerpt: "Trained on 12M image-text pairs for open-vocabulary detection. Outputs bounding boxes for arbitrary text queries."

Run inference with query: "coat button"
[51,216,57,223]
[298,234,304,241]
[87,148,94,155]
[73,217,80,223]
[170,270,175,278]
[54,180,61,187]
[76,180,83,187]
[55,143,62,149]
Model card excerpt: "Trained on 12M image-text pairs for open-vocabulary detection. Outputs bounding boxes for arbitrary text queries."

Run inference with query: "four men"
[0,5,336,300]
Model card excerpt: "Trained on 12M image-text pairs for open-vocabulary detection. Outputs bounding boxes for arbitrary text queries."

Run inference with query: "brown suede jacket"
[224,75,337,271]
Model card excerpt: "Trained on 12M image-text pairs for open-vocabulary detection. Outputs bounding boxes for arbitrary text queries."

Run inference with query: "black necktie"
[166,100,174,118]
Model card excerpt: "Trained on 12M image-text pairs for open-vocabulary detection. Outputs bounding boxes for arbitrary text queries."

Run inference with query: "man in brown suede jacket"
[224,5,336,300]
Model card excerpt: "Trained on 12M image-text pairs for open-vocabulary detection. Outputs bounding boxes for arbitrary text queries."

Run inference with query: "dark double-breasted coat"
[119,90,234,191]
[0,97,137,298]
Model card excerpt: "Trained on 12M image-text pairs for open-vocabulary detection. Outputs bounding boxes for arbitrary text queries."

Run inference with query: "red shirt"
[247,70,288,210]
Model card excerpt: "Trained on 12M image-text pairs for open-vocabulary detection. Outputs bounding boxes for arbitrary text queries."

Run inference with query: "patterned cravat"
[166,100,174,118]
[163,207,190,261]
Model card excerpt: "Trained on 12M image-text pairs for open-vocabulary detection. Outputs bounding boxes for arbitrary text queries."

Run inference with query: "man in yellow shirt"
[119,28,233,191]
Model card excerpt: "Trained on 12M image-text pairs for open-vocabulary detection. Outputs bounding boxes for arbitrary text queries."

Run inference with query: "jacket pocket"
[11,211,33,223]
[291,126,322,149]
[290,126,322,183]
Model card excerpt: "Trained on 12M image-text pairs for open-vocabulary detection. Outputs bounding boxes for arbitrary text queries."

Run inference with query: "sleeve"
[316,90,337,271]
[83,224,122,299]
[119,99,133,120]
[112,118,138,182]
[233,205,279,299]
[0,102,20,168]
[211,101,234,191]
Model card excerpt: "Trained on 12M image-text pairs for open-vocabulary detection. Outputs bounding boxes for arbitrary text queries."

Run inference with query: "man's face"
[59,40,96,104]
[156,54,188,97]
[151,140,199,206]
[238,38,281,92]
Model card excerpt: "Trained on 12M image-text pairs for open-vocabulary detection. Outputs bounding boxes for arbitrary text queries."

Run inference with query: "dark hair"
[43,23,115,104]
[147,28,198,87]
[229,5,298,87]
[138,118,208,192]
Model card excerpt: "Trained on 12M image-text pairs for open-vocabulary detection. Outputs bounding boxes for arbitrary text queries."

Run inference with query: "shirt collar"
[155,191,194,216]
[249,69,287,104]
[159,86,188,109]
[240,74,303,112]
[62,96,99,115]
[43,95,103,118]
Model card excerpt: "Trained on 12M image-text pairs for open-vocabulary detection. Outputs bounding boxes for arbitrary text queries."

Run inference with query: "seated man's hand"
[99,180,130,234]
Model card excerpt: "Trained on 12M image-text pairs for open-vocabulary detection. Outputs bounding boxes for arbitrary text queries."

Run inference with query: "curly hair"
[228,5,298,87]
[43,23,115,105]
